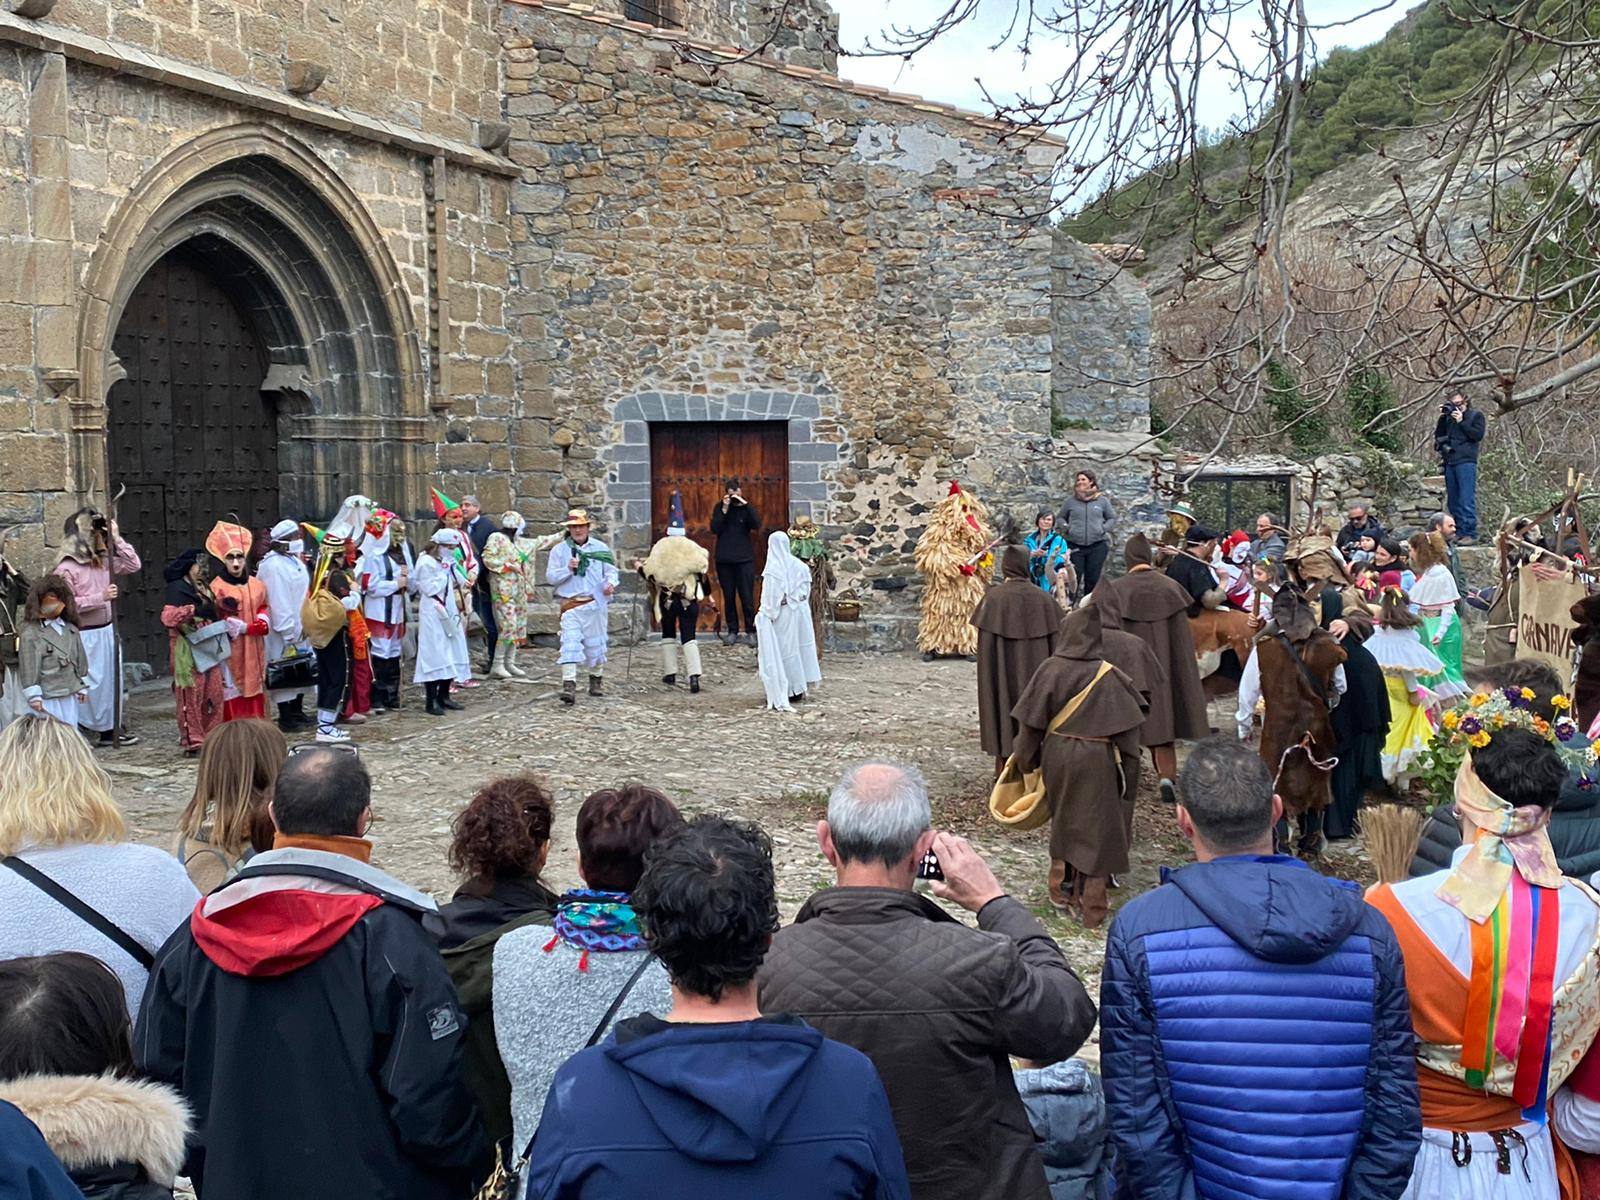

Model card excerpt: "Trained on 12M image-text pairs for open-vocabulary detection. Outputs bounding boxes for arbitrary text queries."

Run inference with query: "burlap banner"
[1515,564,1586,681]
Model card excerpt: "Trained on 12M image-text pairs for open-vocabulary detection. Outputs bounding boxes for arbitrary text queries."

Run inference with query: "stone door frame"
[72,123,429,519]
[604,390,840,555]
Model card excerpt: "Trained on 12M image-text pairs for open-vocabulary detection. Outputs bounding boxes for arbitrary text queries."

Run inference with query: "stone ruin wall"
[501,2,1152,639]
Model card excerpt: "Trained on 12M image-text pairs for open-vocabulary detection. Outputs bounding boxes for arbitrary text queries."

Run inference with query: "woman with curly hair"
[428,776,559,950]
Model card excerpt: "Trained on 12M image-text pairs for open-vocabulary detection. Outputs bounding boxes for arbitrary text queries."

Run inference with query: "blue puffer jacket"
[1100,856,1420,1200]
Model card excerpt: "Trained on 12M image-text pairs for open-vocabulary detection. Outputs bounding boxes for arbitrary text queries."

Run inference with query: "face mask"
[40,600,64,619]
[287,540,305,556]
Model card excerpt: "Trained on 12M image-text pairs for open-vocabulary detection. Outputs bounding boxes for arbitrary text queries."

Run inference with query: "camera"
[915,849,944,881]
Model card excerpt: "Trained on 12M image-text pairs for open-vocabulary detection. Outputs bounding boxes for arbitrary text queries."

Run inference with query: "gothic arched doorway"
[107,247,278,668]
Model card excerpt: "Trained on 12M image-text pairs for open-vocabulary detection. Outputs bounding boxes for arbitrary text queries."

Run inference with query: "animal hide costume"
[914,482,993,656]
[1571,592,1600,732]
[1098,533,1209,746]
[640,521,711,690]
[970,546,1062,759]
[1011,607,1147,929]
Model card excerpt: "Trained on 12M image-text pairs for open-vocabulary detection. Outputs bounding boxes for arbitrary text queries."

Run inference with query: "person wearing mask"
[52,506,140,748]
[172,718,287,892]
[527,815,912,1200]
[0,952,191,1200]
[970,544,1062,776]
[135,747,485,1200]
[1102,738,1419,1199]
[547,509,619,706]
[494,783,682,1158]
[158,549,226,754]
[426,776,559,1155]
[357,514,412,710]
[1056,471,1115,595]
[0,715,199,1022]
[17,575,88,727]
[1336,503,1386,556]
[413,529,469,717]
[709,478,762,645]
[203,521,270,723]
[257,519,314,732]
[759,760,1095,1200]
[755,531,821,711]
[1369,728,1600,1197]
[1434,388,1487,544]
[300,557,360,743]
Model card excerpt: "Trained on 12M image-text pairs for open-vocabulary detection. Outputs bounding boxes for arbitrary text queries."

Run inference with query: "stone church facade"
[0,0,1148,655]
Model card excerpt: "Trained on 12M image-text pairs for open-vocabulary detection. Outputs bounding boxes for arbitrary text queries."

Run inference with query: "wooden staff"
[105,482,126,742]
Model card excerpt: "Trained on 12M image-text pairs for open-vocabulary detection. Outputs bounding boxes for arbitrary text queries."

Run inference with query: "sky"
[834,1,1411,134]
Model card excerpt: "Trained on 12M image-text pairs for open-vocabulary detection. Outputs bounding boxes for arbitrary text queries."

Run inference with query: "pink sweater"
[54,537,141,628]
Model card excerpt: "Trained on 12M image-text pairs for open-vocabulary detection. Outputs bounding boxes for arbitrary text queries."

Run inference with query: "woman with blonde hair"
[0,715,198,1020]
[173,718,287,891]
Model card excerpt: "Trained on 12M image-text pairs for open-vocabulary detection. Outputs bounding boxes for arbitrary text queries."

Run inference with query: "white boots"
[502,643,527,677]
[661,638,679,686]
[682,640,703,693]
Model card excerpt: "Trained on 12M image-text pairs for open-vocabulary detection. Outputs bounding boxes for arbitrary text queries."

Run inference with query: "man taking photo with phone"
[1434,388,1486,545]
[709,478,761,645]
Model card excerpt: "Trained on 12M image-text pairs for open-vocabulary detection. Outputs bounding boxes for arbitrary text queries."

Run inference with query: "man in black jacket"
[709,478,761,644]
[462,495,499,672]
[1335,504,1385,557]
[1434,389,1487,544]
[759,760,1095,1200]
[135,748,486,1199]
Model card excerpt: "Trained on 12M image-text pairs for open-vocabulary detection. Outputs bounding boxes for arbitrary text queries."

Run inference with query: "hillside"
[1060,0,1510,275]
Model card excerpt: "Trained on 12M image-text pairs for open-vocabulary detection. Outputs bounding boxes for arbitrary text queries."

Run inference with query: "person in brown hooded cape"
[970,545,1063,774]
[1099,532,1209,782]
[1011,607,1147,929]
[1235,586,1347,858]
[1090,581,1164,711]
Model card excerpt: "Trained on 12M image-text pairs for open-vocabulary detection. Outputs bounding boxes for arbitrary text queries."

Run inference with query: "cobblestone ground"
[110,643,1373,1065]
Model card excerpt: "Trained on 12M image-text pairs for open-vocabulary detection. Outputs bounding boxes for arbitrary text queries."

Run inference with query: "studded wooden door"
[649,422,789,633]
[107,248,277,670]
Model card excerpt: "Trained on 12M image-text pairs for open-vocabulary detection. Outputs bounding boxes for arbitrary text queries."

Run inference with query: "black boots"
[425,681,463,715]
[561,679,576,705]
[589,675,604,697]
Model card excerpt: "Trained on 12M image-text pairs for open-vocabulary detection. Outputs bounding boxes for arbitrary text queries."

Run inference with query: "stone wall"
[49,0,502,142]
[501,2,1147,641]
[1052,235,1151,433]
[0,8,516,574]
[685,0,839,71]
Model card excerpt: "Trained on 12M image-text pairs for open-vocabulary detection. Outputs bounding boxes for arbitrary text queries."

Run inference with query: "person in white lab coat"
[257,519,313,732]
[413,530,468,717]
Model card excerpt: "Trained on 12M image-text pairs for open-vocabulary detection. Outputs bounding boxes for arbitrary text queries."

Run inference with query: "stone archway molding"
[77,122,425,428]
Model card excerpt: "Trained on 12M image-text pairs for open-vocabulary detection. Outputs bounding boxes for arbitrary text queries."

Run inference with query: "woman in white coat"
[756,531,821,711]
[413,530,467,717]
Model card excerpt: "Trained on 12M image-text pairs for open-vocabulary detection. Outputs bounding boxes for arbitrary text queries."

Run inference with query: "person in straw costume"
[1367,727,1600,1200]
[970,544,1062,776]
[1011,607,1147,928]
[914,482,993,660]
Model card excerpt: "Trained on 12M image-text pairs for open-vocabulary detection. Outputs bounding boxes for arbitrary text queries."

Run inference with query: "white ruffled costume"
[756,531,821,711]
[548,533,618,680]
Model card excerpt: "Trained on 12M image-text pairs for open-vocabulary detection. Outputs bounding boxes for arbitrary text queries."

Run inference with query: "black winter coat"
[134,849,487,1200]
[1409,773,1600,879]
[1434,407,1487,465]
[758,888,1096,1200]
[709,499,762,563]
[423,873,558,951]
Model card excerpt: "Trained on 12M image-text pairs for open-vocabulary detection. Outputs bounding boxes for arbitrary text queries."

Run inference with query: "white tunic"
[358,537,412,659]
[257,550,312,702]
[412,554,465,684]
[547,537,617,667]
[756,532,821,710]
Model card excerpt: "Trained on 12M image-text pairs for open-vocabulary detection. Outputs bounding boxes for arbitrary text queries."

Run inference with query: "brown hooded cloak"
[970,546,1062,757]
[1090,582,1164,706]
[1255,587,1347,817]
[1012,608,1147,876]
[1099,533,1209,744]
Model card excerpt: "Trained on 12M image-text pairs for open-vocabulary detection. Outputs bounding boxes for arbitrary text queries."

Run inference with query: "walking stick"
[105,482,127,742]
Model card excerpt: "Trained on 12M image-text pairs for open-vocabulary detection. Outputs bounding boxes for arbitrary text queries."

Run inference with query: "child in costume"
[160,548,226,753]
[1368,583,1444,785]
[914,482,993,659]
[1408,531,1467,704]
[206,521,270,721]
[18,575,87,725]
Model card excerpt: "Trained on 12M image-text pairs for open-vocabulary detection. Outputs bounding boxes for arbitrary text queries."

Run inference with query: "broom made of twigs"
[1363,804,1426,885]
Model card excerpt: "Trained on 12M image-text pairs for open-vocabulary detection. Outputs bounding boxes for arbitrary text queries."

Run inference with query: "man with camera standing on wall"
[1434,389,1487,546]
[710,478,761,645]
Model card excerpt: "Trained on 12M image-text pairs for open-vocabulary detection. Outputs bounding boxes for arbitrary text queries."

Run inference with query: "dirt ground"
[108,643,1376,1061]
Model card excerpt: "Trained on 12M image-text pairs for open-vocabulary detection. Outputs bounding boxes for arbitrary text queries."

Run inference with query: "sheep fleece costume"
[915,483,994,656]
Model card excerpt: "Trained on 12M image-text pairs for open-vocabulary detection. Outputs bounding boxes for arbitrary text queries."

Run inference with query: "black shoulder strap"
[2,855,156,968]
[586,953,656,1049]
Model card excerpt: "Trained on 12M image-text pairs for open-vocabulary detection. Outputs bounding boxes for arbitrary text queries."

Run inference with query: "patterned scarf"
[1437,756,1562,923]
[544,889,645,972]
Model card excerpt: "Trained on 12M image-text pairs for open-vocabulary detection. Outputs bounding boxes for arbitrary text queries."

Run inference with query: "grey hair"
[827,759,931,867]
[1176,738,1275,852]
[461,494,480,507]
[1427,511,1449,531]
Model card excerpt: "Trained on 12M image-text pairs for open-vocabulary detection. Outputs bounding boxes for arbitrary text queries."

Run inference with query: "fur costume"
[59,506,108,565]
[0,1073,191,1189]
[914,482,994,656]
[1571,592,1600,732]
[641,534,710,619]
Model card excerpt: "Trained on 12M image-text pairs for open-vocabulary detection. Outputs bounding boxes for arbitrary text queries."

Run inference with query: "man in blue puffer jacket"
[1101,738,1420,1200]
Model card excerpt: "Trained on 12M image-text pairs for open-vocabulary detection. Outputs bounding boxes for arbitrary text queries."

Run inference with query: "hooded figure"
[1011,608,1147,927]
[1099,533,1209,782]
[205,521,270,723]
[52,506,141,745]
[160,548,225,753]
[1090,581,1164,709]
[1325,607,1390,842]
[788,514,837,660]
[756,532,821,711]
[1235,587,1348,858]
[970,545,1062,768]
[415,529,469,717]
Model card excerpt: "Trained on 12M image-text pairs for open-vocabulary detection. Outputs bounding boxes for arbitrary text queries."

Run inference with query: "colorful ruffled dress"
[1368,624,1445,784]
[1411,565,1467,704]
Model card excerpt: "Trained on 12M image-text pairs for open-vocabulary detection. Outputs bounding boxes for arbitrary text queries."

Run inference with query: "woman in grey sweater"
[1056,470,1117,595]
[493,784,682,1157]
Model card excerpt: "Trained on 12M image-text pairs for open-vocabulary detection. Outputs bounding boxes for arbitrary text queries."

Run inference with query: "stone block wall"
[685,0,839,71]
[1052,234,1152,433]
[49,0,502,142]
[500,2,1145,632]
